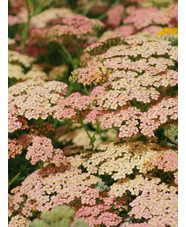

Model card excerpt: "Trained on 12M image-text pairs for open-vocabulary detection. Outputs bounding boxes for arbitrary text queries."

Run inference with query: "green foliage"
[143,0,171,9]
[29,205,89,227]
[73,219,89,227]
[29,0,54,16]
[85,36,125,55]
[42,206,75,223]
[30,219,49,227]
[96,181,109,192]
[158,34,178,46]
[164,124,178,145]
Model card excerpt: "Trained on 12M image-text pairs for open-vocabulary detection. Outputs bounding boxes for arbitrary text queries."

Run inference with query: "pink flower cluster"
[73,35,177,86]
[8,104,28,133]
[30,14,104,43]
[8,214,30,227]
[8,0,24,14]
[129,181,178,226]
[123,3,178,32]
[87,96,177,137]
[150,149,178,172]
[54,92,91,121]
[71,35,177,137]
[107,4,124,27]
[26,136,68,166]
[81,188,100,205]
[69,140,178,181]
[90,106,140,138]
[8,80,68,129]
[71,57,107,85]
[120,223,149,227]
[9,165,100,218]
[8,134,32,159]
[74,204,122,227]
[140,97,178,136]
[115,25,136,37]
[8,138,24,159]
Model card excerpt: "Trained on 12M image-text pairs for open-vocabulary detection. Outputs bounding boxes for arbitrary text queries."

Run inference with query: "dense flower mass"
[68,140,178,180]
[9,214,30,227]
[8,50,48,82]
[107,4,124,27]
[29,14,104,44]
[8,1,178,227]
[9,165,101,219]
[26,136,68,166]
[71,35,178,137]
[8,80,68,131]
[75,204,122,227]
[54,92,91,121]
[8,134,32,159]
[72,35,177,86]
[8,50,35,68]
[128,180,177,227]
[123,3,178,31]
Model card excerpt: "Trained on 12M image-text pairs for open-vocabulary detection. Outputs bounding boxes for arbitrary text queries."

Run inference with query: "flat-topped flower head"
[71,35,177,87]
[8,80,68,132]
[54,92,92,122]
[8,50,35,68]
[8,50,48,83]
[8,214,30,227]
[30,14,104,43]
[8,134,32,159]
[123,3,178,32]
[70,35,177,138]
[128,178,177,226]
[26,136,68,166]
[107,4,124,28]
[74,204,122,227]
[69,140,177,181]
[8,165,101,220]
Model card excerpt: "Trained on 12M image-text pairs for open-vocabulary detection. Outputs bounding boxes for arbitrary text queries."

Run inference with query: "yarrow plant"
[8,80,68,131]
[123,3,178,34]
[25,14,104,68]
[8,50,48,85]
[8,1,178,227]
[70,35,178,138]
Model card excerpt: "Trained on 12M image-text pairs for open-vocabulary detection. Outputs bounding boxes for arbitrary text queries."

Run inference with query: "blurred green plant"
[29,205,89,227]
[143,0,171,9]
[164,123,178,145]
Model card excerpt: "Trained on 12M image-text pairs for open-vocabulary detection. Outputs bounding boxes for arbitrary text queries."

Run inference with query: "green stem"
[97,12,107,21]
[8,172,21,190]
[14,131,20,139]
[54,123,71,142]
[21,0,31,54]
[82,0,99,16]
[83,86,90,95]
[38,161,43,169]
[75,41,85,68]
[96,120,104,142]
[96,0,120,20]
[38,118,44,129]
[77,111,94,148]
[54,119,59,129]
[60,44,75,69]
[132,99,140,109]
